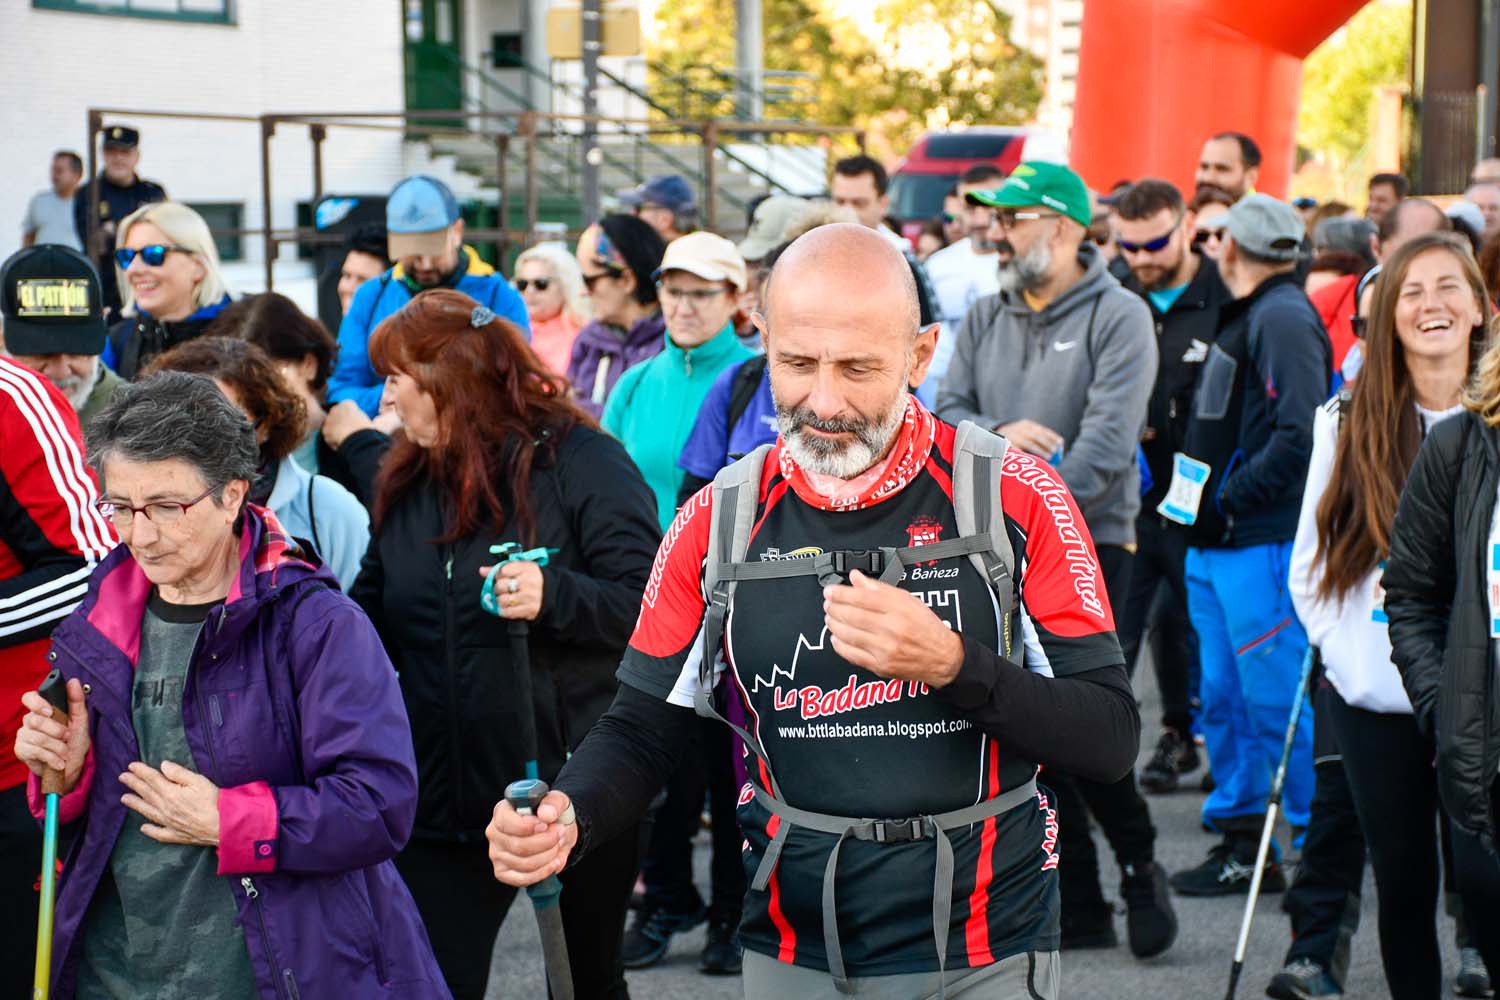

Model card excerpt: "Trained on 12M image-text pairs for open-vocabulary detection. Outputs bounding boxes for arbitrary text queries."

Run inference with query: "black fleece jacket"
[350,423,661,841]
[1384,411,1500,850]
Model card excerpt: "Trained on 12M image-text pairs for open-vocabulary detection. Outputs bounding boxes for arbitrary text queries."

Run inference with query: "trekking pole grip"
[37,669,71,797]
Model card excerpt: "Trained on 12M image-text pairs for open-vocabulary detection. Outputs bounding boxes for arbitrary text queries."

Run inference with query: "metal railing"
[84,106,864,291]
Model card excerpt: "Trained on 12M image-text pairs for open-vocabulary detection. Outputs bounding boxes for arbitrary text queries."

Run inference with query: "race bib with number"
[1157,453,1212,526]
[1490,543,1500,638]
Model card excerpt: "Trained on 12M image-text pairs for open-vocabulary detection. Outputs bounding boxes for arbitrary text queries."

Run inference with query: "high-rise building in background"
[996,0,1084,139]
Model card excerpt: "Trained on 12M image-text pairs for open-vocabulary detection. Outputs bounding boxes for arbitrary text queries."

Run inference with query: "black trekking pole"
[482,544,573,999]
[1224,646,1319,1000]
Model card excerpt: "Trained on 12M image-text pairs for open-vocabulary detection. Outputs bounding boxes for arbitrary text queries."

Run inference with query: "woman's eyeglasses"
[114,244,193,269]
[95,482,223,527]
[1192,229,1224,247]
[1351,315,1368,338]
[657,284,730,307]
[581,268,623,290]
[515,278,552,292]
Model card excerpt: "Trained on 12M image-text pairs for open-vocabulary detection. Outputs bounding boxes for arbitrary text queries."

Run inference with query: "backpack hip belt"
[749,776,1039,996]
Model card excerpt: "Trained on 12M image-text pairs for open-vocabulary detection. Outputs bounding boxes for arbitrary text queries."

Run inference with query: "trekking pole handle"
[479,543,558,617]
[37,670,71,797]
[504,779,575,904]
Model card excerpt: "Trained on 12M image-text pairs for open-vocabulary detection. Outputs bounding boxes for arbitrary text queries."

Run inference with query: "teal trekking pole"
[33,668,72,1000]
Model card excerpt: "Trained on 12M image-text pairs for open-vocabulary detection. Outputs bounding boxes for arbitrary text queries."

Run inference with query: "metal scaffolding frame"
[84,106,865,290]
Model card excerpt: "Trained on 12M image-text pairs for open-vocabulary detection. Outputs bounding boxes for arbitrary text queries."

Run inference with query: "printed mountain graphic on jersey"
[750,626,827,693]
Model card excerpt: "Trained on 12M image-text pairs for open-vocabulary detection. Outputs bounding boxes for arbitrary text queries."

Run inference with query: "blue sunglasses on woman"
[114,244,193,269]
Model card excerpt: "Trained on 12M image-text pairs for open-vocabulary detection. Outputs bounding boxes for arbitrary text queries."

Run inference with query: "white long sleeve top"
[1288,397,1462,714]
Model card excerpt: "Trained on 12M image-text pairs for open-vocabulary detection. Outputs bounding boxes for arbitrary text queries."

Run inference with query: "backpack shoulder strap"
[697,443,785,796]
[724,355,769,443]
[951,420,1023,666]
[704,443,772,600]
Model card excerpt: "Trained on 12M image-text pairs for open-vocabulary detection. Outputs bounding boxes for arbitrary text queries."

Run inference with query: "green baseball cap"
[968,161,1092,228]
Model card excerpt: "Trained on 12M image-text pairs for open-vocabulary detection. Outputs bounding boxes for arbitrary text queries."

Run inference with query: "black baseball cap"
[102,125,140,150]
[0,245,107,356]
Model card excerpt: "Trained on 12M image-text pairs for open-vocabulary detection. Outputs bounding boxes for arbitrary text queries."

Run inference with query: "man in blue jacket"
[326,176,528,415]
[1162,194,1331,896]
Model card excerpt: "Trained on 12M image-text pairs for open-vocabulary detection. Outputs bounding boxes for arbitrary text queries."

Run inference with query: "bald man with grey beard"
[487,224,1141,1000]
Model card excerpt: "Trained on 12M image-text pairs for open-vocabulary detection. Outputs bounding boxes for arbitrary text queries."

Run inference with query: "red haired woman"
[350,289,661,999]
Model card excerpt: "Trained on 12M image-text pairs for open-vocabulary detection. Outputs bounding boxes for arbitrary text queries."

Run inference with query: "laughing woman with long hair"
[349,289,661,1000]
[1379,234,1500,984]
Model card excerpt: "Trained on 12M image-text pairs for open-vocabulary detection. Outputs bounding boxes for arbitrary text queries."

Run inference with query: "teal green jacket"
[603,323,754,530]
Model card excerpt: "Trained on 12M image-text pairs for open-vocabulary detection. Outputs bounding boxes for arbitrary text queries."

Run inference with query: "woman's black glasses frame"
[515,278,552,292]
[581,268,624,290]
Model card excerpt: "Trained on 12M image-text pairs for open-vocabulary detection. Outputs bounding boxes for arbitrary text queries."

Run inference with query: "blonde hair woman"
[105,201,232,378]
[513,243,589,375]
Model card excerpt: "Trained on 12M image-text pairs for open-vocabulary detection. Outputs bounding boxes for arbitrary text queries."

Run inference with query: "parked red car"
[888,128,1061,241]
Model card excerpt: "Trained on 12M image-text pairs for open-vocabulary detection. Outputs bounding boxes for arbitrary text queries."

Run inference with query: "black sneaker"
[1265,957,1341,999]
[1120,862,1177,959]
[699,914,744,975]
[1060,907,1118,950]
[1457,946,1495,998]
[1169,842,1286,897]
[621,904,707,969]
[1140,730,1199,794]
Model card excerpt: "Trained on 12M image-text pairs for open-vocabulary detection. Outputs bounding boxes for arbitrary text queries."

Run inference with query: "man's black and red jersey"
[615,399,1123,975]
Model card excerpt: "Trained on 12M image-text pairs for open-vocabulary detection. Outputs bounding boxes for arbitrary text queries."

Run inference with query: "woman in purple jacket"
[12,372,447,1000]
[566,214,667,417]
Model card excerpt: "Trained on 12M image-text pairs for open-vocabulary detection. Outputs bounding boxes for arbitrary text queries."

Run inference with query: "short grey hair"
[87,372,259,499]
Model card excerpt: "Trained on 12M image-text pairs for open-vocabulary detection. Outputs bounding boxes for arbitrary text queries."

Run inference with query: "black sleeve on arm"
[935,634,1140,783]
[553,682,698,862]
[1383,418,1465,740]
[333,428,393,507]
[677,472,712,508]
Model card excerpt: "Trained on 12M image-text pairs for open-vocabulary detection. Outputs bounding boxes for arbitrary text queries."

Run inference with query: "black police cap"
[102,125,140,150]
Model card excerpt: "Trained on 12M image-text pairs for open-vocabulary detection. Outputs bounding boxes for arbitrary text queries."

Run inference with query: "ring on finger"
[507,577,520,595]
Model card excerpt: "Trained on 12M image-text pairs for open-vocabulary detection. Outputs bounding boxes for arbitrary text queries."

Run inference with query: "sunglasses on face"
[515,278,551,292]
[1117,222,1181,255]
[1351,315,1368,338]
[1192,229,1224,246]
[114,244,193,269]
[582,268,623,290]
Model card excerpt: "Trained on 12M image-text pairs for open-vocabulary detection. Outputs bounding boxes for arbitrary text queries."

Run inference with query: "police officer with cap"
[73,125,167,315]
[0,244,120,430]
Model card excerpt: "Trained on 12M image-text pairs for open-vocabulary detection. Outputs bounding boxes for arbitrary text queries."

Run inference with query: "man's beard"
[776,380,911,480]
[997,239,1054,295]
[970,227,998,252]
[54,358,100,412]
[1132,249,1186,292]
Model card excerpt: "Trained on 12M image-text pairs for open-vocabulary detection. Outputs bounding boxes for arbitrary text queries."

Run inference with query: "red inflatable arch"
[1071,0,1370,198]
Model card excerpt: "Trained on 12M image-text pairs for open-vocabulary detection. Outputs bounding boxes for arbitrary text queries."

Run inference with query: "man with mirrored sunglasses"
[1111,180,1232,805]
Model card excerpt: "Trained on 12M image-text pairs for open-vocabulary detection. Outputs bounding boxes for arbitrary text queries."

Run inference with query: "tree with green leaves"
[648,0,1043,151]
[1296,1,1411,194]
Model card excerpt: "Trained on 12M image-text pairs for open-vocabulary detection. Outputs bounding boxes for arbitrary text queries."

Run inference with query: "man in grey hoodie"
[936,161,1172,960]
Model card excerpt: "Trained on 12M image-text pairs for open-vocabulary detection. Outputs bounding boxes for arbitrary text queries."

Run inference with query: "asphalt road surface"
[486,656,1466,998]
